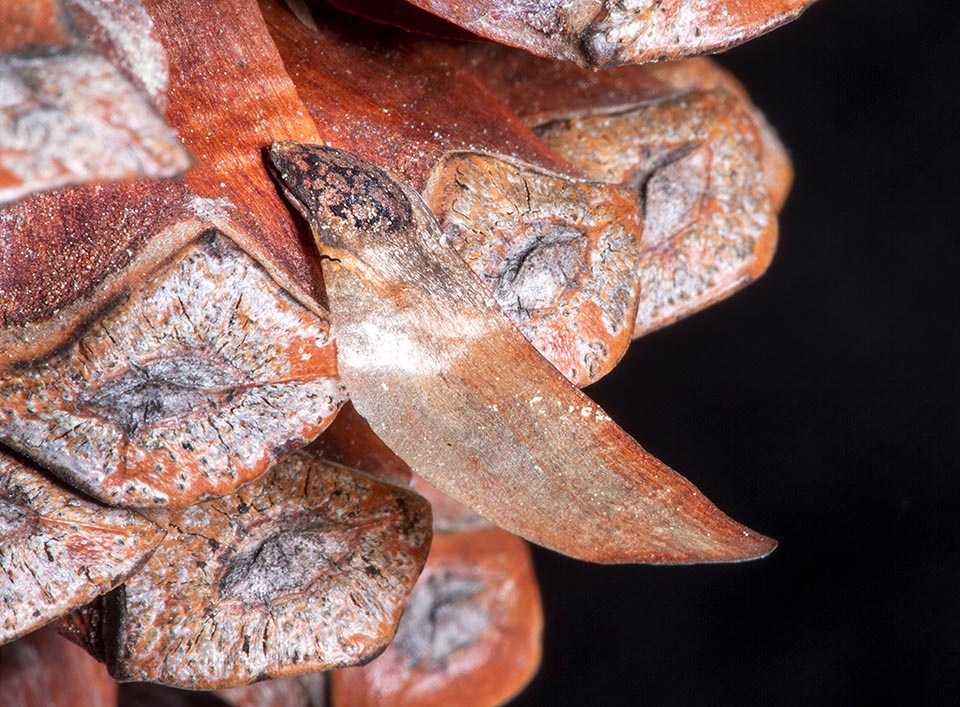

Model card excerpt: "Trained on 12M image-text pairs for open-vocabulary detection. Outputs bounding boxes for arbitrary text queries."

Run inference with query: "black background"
[514,1,960,705]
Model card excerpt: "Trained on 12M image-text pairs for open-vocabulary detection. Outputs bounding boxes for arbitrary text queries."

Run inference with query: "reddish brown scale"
[101,452,431,688]
[0,232,345,507]
[331,528,542,707]
[0,182,196,358]
[374,0,816,68]
[0,450,164,645]
[426,153,644,385]
[644,58,794,211]
[537,90,777,337]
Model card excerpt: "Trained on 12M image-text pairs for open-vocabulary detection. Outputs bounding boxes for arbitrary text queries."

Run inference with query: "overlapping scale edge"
[331,527,542,707]
[0,0,190,206]
[0,232,345,507]
[391,0,816,68]
[101,451,431,688]
[0,450,164,645]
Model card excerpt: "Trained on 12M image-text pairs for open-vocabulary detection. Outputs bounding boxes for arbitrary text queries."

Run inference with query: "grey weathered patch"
[394,572,487,669]
[219,525,359,608]
[493,225,588,316]
[0,450,164,645]
[0,231,344,506]
[79,354,249,436]
[639,146,708,248]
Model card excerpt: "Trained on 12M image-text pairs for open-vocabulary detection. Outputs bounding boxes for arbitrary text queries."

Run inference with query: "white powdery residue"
[347,319,443,377]
[70,0,170,109]
[187,195,233,223]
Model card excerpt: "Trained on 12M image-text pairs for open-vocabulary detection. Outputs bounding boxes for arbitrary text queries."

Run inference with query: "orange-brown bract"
[334,0,817,68]
[101,452,432,688]
[0,233,345,507]
[332,528,542,707]
[0,451,164,644]
[269,141,776,564]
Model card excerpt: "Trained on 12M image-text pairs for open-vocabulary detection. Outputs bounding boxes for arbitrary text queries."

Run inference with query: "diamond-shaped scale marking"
[0,47,190,206]
[0,450,164,644]
[104,452,432,689]
[392,0,814,68]
[427,153,643,386]
[0,231,345,507]
[331,528,542,707]
[536,90,776,338]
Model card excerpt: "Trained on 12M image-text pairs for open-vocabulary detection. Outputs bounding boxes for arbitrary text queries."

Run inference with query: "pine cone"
[0,1,811,704]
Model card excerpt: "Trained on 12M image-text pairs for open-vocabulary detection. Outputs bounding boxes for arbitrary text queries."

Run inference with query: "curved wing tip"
[579,532,778,565]
[729,532,778,562]
[706,530,778,564]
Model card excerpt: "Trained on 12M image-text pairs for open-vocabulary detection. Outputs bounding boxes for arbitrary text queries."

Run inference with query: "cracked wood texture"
[0,450,164,645]
[269,142,775,564]
[0,232,344,507]
[102,452,431,688]
[331,528,541,707]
